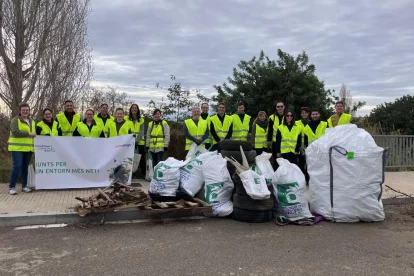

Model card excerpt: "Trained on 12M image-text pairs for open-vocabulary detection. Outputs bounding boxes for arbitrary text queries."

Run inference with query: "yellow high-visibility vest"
[269,114,284,142]
[108,120,132,137]
[94,114,114,137]
[210,115,233,145]
[231,114,251,141]
[295,120,309,147]
[184,118,208,150]
[56,112,81,136]
[125,115,145,145]
[37,121,59,136]
[303,121,327,145]
[8,118,36,152]
[327,113,352,127]
[76,122,103,138]
[254,123,268,149]
[149,120,168,149]
[200,115,212,145]
[279,124,302,154]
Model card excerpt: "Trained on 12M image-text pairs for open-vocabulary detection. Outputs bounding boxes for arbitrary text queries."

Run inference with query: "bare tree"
[0,0,92,117]
[338,84,366,116]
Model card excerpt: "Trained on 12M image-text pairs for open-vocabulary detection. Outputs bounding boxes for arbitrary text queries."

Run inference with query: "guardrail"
[373,135,414,168]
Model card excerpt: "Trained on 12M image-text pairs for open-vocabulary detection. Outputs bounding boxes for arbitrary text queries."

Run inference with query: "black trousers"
[281,152,299,166]
[272,142,279,171]
[298,154,309,183]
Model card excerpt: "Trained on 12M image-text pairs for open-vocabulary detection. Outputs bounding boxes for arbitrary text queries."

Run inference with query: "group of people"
[7,99,351,195]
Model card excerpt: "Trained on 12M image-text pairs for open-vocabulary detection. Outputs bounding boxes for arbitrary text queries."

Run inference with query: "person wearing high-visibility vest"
[295,107,310,183]
[231,103,251,141]
[251,111,269,156]
[55,100,81,137]
[73,109,105,137]
[146,109,170,166]
[328,101,352,127]
[184,106,209,153]
[125,104,146,174]
[268,101,285,170]
[200,103,212,150]
[8,103,36,195]
[36,108,62,136]
[108,108,133,137]
[303,108,328,147]
[275,111,302,165]
[210,103,233,153]
[94,103,114,137]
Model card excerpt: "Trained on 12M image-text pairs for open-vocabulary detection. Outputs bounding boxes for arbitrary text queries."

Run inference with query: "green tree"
[213,50,335,119]
[368,95,414,135]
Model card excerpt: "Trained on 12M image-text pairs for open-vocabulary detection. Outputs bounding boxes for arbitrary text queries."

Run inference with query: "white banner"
[34,135,135,189]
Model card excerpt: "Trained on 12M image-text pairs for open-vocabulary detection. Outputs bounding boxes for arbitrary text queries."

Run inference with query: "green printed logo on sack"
[254,177,261,184]
[205,182,224,203]
[181,159,202,174]
[277,182,299,206]
[153,163,171,181]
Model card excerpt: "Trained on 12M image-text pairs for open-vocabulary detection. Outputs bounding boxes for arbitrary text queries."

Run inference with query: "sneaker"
[9,189,17,195]
[22,187,32,193]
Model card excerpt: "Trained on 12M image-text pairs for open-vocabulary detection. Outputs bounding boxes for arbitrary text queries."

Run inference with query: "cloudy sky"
[88,0,414,115]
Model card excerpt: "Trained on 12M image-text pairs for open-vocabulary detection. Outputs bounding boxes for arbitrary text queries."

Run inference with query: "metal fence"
[373,135,414,168]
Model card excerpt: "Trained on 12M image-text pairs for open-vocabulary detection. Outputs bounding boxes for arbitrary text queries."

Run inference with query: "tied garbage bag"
[306,124,386,222]
[145,152,154,181]
[255,152,274,185]
[202,153,234,216]
[185,143,208,160]
[272,158,313,221]
[240,166,270,200]
[180,151,217,197]
[149,157,189,196]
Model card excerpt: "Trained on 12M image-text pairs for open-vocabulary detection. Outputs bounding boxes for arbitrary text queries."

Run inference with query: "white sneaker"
[22,187,32,193]
[9,189,17,195]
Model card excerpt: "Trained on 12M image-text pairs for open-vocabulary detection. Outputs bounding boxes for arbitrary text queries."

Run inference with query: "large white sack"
[149,157,189,196]
[185,143,208,160]
[240,169,270,200]
[272,158,313,221]
[202,153,234,216]
[255,152,274,185]
[306,124,385,222]
[180,151,217,197]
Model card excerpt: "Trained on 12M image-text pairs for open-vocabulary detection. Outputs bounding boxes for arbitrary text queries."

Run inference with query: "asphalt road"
[1,204,413,276]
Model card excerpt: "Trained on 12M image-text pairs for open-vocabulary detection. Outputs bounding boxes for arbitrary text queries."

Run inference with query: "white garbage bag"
[185,143,208,160]
[272,158,313,221]
[255,152,274,185]
[180,151,217,197]
[306,124,386,222]
[240,167,270,200]
[149,157,189,196]
[132,153,142,173]
[202,153,234,216]
[145,152,154,182]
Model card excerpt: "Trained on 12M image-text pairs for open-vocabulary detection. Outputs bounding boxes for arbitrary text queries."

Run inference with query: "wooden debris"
[185,201,199,208]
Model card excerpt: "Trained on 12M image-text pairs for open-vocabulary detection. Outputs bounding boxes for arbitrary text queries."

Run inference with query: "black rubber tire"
[232,193,274,211]
[231,207,273,223]
[220,139,253,151]
[232,174,248,196]
[221,150,256,164]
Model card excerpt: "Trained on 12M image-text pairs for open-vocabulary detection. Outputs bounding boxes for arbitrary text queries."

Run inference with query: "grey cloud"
[88,0,414,115]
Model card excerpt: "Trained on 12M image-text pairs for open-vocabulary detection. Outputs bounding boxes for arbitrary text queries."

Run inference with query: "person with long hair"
[8,103,36,195]
[108,108,133,137]
[125,104,145,153]
[36,108,62,136]
[275,110,302,165]
[251,111,269,156]
[146,109,170,166]
[72,109,105,137]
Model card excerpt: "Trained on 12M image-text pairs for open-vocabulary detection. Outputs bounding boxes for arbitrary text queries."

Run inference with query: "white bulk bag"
[149,157,189,196]
[239,168,270,200]
[202,153,234,216]
[255,152,274,185]
[306,124,386,222]
[180,151,217,197]
[272,158,313,221]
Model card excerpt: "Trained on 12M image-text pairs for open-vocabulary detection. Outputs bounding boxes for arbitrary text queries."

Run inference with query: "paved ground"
[0,172,413,218]
[0,204,413,276]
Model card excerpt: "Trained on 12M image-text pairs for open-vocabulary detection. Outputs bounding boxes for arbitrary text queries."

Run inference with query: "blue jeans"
[152,151,164,167]
[9,151,33,189]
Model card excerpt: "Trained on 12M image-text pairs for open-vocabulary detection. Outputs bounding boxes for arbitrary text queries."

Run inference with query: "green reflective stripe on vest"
[149,121,168,149]
[184,118,207,150]
[279,124,301,154]
[254,122,268,149]
[232,114,250,141]
[8,142,33,146]
[56,113,80,137]
[8,118,36,152]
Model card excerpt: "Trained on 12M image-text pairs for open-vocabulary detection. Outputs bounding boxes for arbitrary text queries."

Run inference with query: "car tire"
[231,207,273,223]
[232,193,274,211]
[220,139,253,151]
[221,150,256,164]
